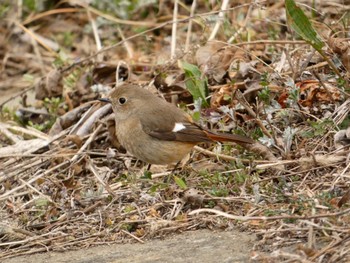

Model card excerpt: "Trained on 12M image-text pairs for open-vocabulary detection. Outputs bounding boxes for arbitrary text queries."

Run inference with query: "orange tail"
[205,131,255,144]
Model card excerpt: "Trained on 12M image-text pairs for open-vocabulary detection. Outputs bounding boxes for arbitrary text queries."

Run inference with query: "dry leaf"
[148,207,160,218]
[92,63,129,85]
[296,244,317,257]
[328,37,350,71]
[196,41,235,83]
[298,80,342,107]
[210,85,234,109]
[35,69,63,100]
[135,228,145,237]
[182,188,204,207]
[49,103,91,136]
[334,126,350,149]
[66,134,83,148]
[338,189,350,208]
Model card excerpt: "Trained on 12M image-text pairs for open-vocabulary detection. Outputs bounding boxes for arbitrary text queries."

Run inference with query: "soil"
[2,229,255,263]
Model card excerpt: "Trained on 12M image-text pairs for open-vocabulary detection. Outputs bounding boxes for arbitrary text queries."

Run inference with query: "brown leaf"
[148,207,160,218]
[35,69,63,100]
[182,188,204,207]
[66,135,83,148]
[298,80,342,107]
[154,73,192,104]
[296,244,317,257]
[210,84,234,109]
[92,63,129,85]
[135,228,145,237]
[328,37,350,71]
[277,91,289,108]
[338,189,350,208]
[196,41,235,83]
[71,163,83,176]
[61,176,78,189]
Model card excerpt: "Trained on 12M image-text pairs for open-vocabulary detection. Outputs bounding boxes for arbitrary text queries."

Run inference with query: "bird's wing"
[139,99,254,144]
[139,102,212,142]
[145,121,213,142]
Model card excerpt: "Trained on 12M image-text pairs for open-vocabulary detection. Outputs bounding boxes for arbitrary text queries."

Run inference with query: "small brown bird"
[100,84,254,165]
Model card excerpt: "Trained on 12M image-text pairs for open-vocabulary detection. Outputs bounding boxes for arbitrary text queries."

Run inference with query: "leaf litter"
[1,1,350,262]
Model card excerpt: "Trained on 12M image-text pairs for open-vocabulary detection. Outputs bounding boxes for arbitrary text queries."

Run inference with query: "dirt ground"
[2,229,255,263]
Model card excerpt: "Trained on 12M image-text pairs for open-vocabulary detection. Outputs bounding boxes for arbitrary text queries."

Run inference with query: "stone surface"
[3,229,255,263]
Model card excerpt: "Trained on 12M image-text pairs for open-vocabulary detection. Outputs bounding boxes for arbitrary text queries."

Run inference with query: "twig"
[87,9,103,62]
[75,104,111,137]
[0,161,69,200]
[331,160,350,188]
[189,207,350,221]
[310,234,350,261]
[184,0,196,53]
[208,0,229,41]
[0,123,21,143]
[116,60,130,86]
[121,230,145,244]
[13,21,57,55]
[235,90,272,138]
[0,85,35,109]
[86,157,117,197]
[193,145,251,163]
[19,179,54,203]
[228,0,254,43]
[62,4,259,73]
[70,123,104,163]
[117,27,133,59]
[170,0,178,60]
[235,40,307,46]
[22,8,82,25]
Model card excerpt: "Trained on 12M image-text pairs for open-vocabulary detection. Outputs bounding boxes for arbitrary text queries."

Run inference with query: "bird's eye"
[118,97,127,105]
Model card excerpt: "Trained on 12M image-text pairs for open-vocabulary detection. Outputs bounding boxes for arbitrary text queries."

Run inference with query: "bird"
[99,84,254,165]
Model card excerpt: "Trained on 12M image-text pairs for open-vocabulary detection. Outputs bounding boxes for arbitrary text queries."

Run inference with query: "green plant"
[123,205,135,213]
[339,116,350,130]
[258,87,270,105]
[209,187,229,197]
[0,1,10,18]
[23,0,55,12]
[234,171,247,185]
[285,0,342,79]
[174,175,187,190]
[288,84,299,103]
[258,72,271,105]
[304,119,334,137]
[179,61,209,107]
[29,97,64,132]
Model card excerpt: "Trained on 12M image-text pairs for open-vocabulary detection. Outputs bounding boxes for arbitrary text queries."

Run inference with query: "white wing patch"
[172,122,186,132]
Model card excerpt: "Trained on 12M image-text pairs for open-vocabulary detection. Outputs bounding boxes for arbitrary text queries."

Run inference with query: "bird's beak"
[98,98,111,103]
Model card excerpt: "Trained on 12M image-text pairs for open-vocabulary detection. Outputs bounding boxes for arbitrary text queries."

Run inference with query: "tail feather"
[205,131,255,144]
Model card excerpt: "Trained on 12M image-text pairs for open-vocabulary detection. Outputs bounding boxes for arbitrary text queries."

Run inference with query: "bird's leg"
[164,161,181,183]
[164,152,193,183]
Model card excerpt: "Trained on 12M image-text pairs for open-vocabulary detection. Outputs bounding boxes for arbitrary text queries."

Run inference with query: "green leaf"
[173,175,187,190]
[285,0,324,51]
[192,111,201,121]
[141,170,152,179]
[179,61,209,107]
[35,198,50,208]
